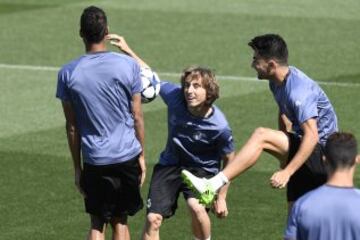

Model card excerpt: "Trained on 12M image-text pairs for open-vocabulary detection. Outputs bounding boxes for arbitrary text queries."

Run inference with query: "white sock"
[209,172,228,191]
[194,236,211,240]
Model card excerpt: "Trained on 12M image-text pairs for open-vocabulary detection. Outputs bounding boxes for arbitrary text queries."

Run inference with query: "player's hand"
[75,169,86,197]
[106,34,132,54]
[138,154,146,187]
[213,198,229,218]
[270,169,291,189]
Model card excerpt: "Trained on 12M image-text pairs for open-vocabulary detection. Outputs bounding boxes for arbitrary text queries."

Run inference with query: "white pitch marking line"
[0,63,359,87]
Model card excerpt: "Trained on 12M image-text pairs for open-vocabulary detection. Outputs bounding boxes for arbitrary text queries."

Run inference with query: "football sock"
[209,172,229,191]
[194,236,211,240]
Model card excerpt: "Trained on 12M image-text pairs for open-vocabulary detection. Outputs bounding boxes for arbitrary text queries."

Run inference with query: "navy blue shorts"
[146,164,214,218]
[287,133,327,202]
[81,157,143,222]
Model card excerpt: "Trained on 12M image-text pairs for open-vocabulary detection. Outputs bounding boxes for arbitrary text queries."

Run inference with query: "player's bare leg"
[88,215,106,240]
[182,127,289,204]
[222,127,289,180]
[187,198,211,240]
[141,213,163,240]
[110,215,130,240]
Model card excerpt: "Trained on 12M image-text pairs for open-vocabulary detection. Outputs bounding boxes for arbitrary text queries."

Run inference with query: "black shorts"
[146,164,214,218]
[81,157,143,222]
[287,133,328,202]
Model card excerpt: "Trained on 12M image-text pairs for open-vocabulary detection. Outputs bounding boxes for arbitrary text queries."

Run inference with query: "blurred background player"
[56,6,145,240]
[182,33,338,214]
[285,132,360,240]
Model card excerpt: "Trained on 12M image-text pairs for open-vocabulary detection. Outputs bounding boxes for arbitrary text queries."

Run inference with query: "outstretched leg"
[182,128,290,203]
[222,127,289,180]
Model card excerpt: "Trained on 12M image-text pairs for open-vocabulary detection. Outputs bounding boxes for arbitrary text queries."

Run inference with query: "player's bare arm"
[132,93,146,186]
[106,34,150,68]
[213,151,235,218]
[62,101,84,197]
[271,118,318,188]
[278,112,292,133]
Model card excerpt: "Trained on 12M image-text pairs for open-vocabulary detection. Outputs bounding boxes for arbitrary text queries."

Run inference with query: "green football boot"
[181,169,216,207]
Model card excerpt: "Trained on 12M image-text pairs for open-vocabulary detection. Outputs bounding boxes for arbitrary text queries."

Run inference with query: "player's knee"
[110,214,128,227]
[146,213,163,230]
[252,127,269,142]
[190,204,207,218]
[90,215,106,232]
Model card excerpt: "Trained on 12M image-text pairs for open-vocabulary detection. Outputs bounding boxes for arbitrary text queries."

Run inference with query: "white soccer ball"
[140,67,161,103]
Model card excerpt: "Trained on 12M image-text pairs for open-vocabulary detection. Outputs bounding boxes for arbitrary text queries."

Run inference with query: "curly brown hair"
[180,66,219,106]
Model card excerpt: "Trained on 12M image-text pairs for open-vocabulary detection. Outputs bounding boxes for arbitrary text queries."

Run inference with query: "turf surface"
[0,0,359,239]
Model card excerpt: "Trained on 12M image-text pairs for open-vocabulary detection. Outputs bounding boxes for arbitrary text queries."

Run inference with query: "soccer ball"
[140,67,161,103]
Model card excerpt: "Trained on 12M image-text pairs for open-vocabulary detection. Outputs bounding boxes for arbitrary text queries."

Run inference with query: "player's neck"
[272,66,290,85]
[188,105,213,118]
[85,41,107,53]
[326,168,355,187]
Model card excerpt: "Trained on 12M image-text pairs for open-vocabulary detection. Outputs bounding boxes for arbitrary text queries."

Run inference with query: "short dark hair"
[80,6,108,44]
[180,66,219,106]
[248,34,288,65]
[325,132,358,174]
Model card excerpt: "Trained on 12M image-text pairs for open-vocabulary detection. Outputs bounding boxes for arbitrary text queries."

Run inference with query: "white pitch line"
[0,63,59,72]
[0,63,359,88]
[159,72,256,82]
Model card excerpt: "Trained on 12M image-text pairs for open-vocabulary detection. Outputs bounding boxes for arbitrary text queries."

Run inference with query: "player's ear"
[268,60,276,68]
[356,155,360,164]
[105,26,109,35]
[267,60,277,74]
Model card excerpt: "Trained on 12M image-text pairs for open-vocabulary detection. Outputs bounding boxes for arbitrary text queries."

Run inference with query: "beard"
[256,71,268,80]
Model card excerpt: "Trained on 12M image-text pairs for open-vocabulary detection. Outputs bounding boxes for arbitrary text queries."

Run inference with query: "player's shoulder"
[289,67,317,89]
[109,51,139,65]
[160,81,184,106]
[288,66,318,99]
[295,185,329,208]
[59,56,83,73]
[161,81,180,89]
[161,81,182,96]
[298,186,320,202]
[211,105,231,129]
[58,55,86,79]
[355,188,360,196]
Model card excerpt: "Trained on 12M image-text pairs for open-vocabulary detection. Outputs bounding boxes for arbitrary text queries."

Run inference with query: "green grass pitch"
[0,0,359,239]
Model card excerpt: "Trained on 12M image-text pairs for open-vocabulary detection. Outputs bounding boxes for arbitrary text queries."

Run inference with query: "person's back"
[285,132,360,240]
[56,6,145,240]
[286,185,360,240]
[58,52,142,165]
